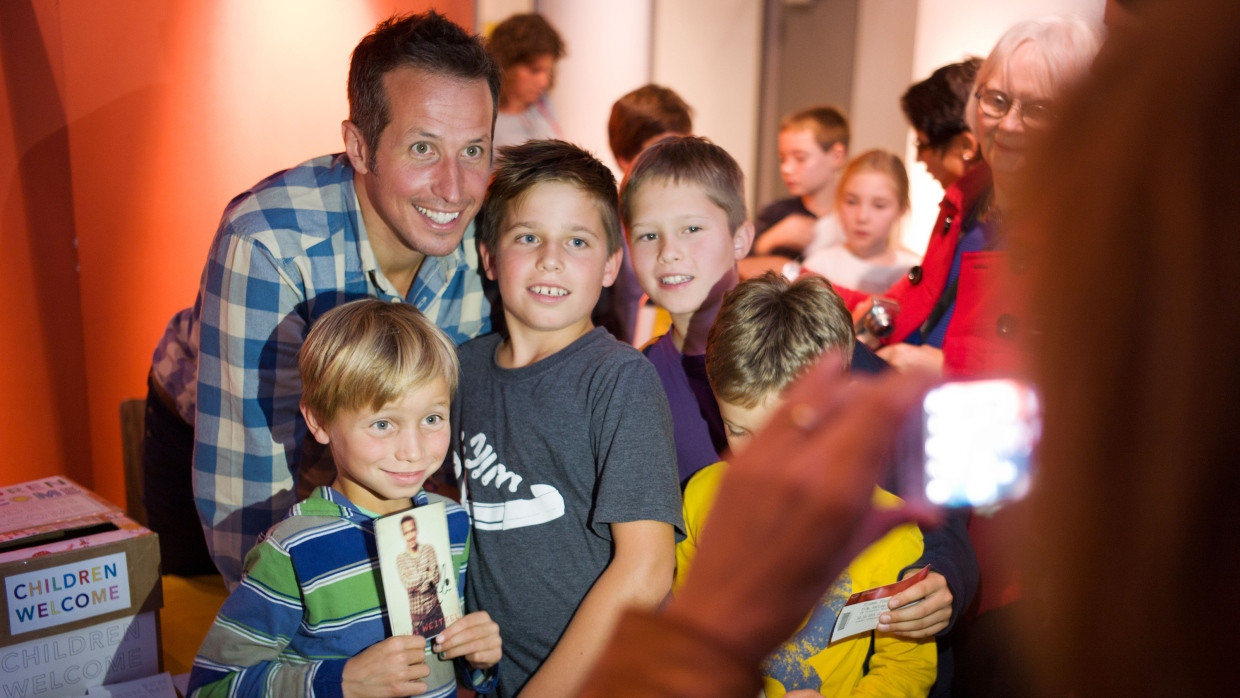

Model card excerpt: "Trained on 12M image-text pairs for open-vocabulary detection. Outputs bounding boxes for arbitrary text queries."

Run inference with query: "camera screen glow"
[923,380,1040,507]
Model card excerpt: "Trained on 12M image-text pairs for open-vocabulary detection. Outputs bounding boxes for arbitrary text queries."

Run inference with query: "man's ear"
[342,120,371,174]
[301,404,331,445]
[480,242,498,281]
[733,221,756,260]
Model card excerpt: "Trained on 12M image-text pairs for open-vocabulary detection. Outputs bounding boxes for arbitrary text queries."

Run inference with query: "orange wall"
[0,0,474,506]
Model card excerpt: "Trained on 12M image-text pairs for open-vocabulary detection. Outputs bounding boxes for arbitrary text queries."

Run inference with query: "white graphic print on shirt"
[459,431,565,531]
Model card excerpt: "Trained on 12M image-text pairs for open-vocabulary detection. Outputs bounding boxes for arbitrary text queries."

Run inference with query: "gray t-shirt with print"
[456,328,683,696]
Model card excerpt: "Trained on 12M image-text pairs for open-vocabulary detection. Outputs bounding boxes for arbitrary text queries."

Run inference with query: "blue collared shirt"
[152,153,489,585]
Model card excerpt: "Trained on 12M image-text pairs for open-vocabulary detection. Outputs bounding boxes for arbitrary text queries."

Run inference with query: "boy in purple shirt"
[621,137,755,483]
[621,138,972,694]
[622,137,883,484]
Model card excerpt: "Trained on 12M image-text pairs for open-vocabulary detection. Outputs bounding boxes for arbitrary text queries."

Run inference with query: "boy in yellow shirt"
[676,273,935,696]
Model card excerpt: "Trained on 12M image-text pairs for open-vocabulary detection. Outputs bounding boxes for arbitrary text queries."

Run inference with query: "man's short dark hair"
[348,12,501,164]
[608,85,694,166]
[901,58,982,150]
[479,140,622,256]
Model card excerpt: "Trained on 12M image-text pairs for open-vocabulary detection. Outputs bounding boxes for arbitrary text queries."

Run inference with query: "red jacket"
[838,164,1028,378]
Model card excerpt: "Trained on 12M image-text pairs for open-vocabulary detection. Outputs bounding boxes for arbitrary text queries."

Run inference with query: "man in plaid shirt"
[397,514,446,637]
[143,11,499,586]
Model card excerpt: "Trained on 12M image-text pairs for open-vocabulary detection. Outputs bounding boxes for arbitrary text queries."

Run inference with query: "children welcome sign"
[6,552,131,635]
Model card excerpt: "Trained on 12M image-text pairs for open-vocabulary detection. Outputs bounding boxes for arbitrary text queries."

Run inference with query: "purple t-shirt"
[643,333,728,485]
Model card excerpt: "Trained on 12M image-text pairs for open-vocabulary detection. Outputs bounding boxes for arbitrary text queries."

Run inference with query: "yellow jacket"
[675,462,936,697]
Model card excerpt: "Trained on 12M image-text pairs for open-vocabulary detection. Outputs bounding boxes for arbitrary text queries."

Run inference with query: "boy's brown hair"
[299,299,459,422]
[479,139,622,255]
[608,84,694,167]
[780,105,850,152]
[620,135,747,233]
[486,13,566,69]
[706,272,854,408]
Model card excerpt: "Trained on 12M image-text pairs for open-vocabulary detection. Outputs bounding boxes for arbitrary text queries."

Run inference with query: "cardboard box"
[0,477,163,697]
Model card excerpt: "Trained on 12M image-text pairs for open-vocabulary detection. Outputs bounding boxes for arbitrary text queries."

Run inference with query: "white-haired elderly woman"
[863,15,1100,379]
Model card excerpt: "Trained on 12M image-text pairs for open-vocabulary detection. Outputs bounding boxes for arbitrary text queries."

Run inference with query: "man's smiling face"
[351,66,494,262]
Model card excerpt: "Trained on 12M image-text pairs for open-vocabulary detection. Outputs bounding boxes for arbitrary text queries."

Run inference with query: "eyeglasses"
[975,88,1058,128]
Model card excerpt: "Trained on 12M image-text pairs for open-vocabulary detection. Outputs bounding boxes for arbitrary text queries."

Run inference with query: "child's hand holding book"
[433,610,502,669]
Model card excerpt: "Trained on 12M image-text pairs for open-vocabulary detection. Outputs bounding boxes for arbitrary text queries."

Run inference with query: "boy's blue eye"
[373,420,391,430]
[686,225,702,233]
[519,233,537,244]
[424,414,442,426]
[569,238,587,248]
[636,232,657,242]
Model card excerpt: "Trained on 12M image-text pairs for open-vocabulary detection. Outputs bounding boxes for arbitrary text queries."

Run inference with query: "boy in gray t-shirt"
[455,140,683,697]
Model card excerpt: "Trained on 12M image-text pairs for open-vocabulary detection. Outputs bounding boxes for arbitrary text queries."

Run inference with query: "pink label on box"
[0,479,111,536]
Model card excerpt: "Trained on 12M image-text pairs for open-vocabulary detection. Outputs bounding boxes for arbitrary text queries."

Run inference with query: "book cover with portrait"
[375,502,462,690]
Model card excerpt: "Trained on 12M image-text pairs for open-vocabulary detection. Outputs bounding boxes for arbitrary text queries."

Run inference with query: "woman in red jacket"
[856,17,1099,379]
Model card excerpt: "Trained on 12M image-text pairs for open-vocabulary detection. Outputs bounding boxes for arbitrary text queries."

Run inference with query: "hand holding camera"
[854,296,900,348]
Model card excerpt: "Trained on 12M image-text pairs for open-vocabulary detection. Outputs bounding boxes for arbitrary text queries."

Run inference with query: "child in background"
[487,13,566,149]
[608,84,694,176]
[676,272,936,697]
[742,106,849,279]
[624,138,970,693]
[597,83,695,345]
[457,140,682,698]
[189,299,500,698]
[803,150,921,294]
[621,136,756,484]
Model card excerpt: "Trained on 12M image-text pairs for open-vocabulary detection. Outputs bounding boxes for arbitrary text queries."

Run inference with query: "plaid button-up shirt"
[151,153,489,586]
[397,543,442,630]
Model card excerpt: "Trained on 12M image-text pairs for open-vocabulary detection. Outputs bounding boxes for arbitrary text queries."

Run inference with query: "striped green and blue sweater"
[188,486,490,697]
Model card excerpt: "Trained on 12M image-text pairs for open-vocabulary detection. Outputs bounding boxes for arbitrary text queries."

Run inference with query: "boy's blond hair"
[780,105,850,153]
[299,299,459,422]
[706,272,854,408]
[620,135,747,233]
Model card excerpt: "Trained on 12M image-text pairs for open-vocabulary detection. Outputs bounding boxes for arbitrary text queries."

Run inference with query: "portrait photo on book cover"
[375,502,463,638]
